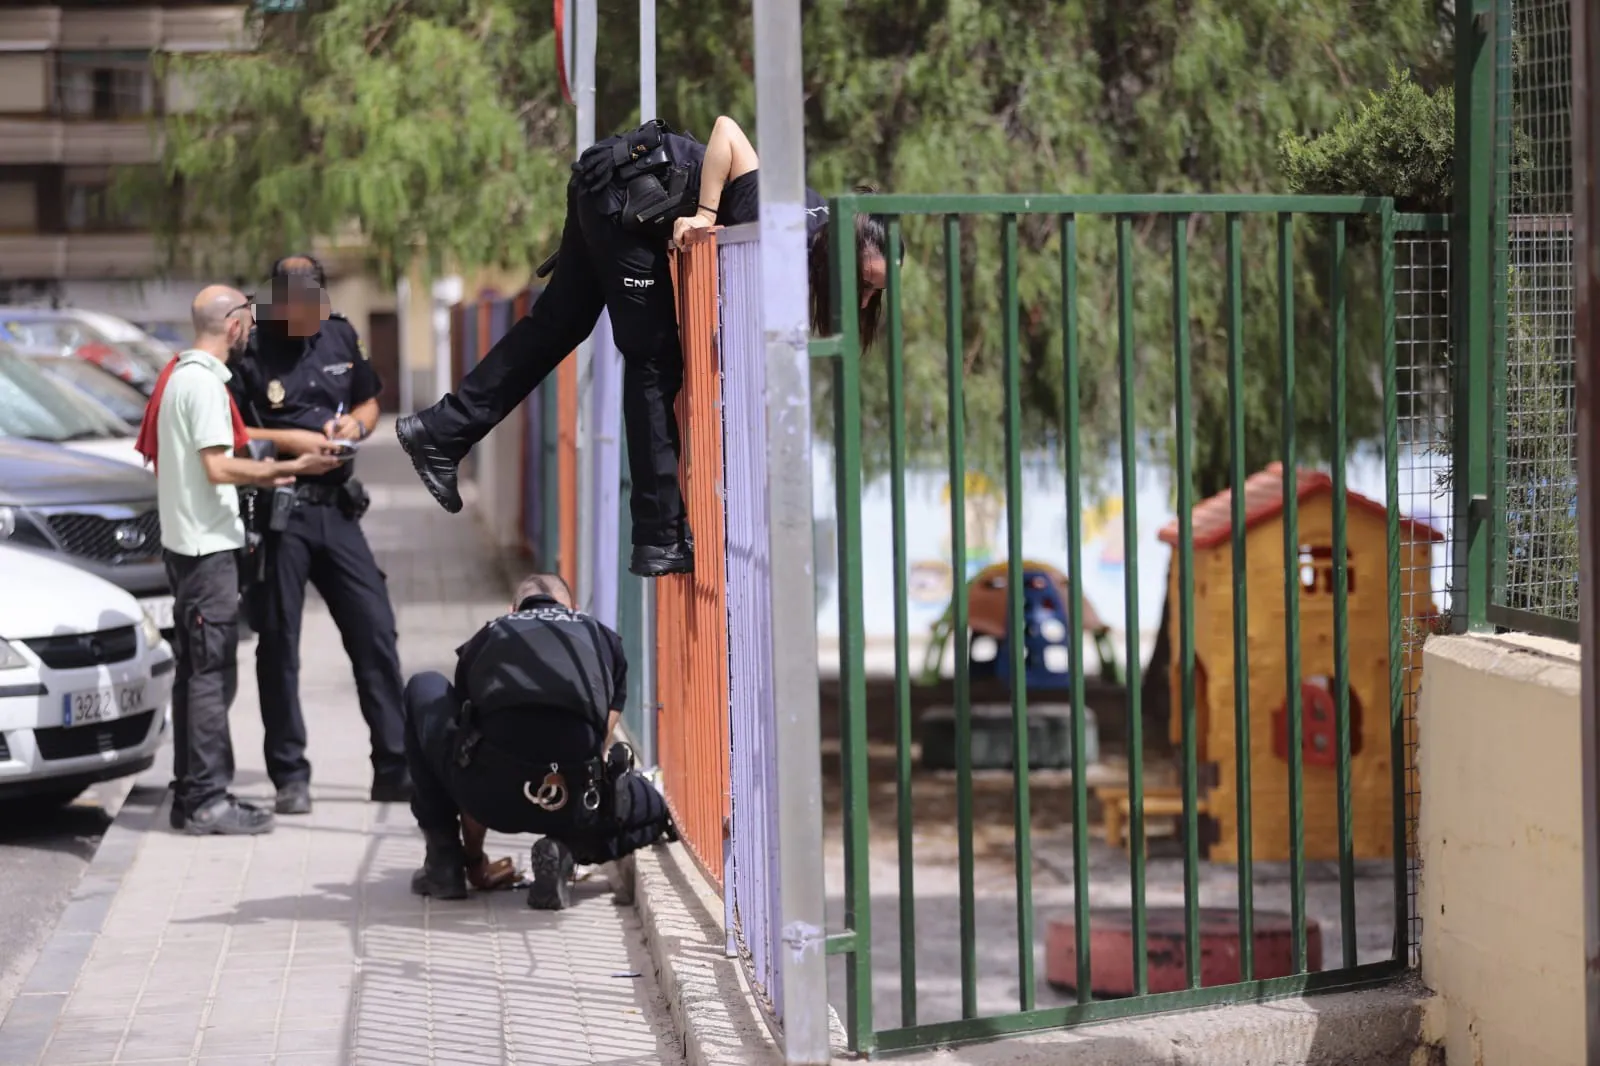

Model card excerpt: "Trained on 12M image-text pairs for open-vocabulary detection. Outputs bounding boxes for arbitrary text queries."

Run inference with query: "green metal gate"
[810,193,1450,1054]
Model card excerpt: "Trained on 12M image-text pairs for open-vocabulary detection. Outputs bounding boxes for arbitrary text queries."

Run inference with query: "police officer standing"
[405,573,673,910]
[230,255,411,814]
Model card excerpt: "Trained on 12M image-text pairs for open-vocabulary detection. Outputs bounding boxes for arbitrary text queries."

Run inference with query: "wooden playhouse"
[1158,463,1442,863]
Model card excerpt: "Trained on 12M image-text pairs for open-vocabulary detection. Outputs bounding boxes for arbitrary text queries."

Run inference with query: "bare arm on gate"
[674,115,760,246]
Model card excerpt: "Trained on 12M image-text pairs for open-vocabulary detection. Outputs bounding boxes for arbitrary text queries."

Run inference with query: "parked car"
[27,352,150,427]
[0,542,173,803]
[0,344,144,468]
[0,437,173,637]
[0,308,163,395]
[69,309,176,377]
[132,321,187,351]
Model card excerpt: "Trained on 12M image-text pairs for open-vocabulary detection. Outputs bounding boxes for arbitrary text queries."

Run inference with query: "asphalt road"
[0,776,137,1019]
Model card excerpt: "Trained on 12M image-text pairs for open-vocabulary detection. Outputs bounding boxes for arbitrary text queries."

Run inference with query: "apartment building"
[0,3,427,411]
[0,5,251,326]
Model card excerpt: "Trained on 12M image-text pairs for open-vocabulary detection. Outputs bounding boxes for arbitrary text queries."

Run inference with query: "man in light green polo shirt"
[151,285,340,835]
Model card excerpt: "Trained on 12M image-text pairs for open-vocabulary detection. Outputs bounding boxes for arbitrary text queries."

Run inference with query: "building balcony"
[0,233,160,280]
[0,118,160,166]
[0,6,249,53]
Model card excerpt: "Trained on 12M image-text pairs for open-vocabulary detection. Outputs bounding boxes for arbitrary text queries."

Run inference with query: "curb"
[634,839,851,1064]
[634,841,788,1066]
[0,761,168,1064]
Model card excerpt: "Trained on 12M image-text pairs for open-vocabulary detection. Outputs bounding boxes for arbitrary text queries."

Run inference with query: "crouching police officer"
[231,255,411,815]
[404,573,674,910]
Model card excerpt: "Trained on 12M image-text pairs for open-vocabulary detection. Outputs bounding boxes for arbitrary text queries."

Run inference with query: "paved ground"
[824,788,1395,1030]
[0,780,136,1019]
[0,422,683,1066]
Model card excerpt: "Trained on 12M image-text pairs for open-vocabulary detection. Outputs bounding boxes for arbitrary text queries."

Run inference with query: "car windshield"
[0,349,132,442]
[27,355,149,425]
[0,317,88,352]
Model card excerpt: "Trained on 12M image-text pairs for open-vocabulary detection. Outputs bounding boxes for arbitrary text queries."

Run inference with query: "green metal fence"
[811,194,1446,1054]
[1490,0,1579,638]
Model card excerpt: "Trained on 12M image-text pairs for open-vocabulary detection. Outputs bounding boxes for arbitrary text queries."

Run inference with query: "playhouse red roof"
[1156,462,1445,550]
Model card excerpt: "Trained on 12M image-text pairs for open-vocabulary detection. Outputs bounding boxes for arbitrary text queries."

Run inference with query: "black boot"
[629,541,694,578]
[411,828,468,900]
[395,414,464,514]
[527,837,575,910]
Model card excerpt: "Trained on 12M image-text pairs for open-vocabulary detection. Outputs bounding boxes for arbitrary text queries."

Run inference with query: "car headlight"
[140,610,163,649]
[0,639,28,670]
[0,507,14,540]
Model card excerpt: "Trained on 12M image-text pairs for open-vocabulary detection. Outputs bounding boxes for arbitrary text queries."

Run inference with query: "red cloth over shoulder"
[134,354,252,473]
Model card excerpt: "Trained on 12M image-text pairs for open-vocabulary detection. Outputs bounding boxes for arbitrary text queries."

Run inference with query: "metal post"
[573,0,598,608]
[639,0,656,121]
[754,0,829,1060]
[1451,0,1496,633]
[1570,0,1600,1056]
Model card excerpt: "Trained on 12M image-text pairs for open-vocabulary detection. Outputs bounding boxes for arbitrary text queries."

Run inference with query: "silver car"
[0,437,174,636]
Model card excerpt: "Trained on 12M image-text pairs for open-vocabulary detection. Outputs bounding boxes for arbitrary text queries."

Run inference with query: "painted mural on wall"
[811,441,1452,673]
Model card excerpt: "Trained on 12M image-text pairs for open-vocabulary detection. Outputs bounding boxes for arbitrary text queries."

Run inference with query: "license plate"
[62,682,145,728]
[139,596,175,630]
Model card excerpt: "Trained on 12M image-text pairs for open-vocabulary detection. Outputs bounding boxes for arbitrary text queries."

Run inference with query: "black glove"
[573,120,672,194]
[574,141,618,194]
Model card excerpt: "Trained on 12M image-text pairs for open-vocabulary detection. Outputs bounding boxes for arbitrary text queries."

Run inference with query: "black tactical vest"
[458,604,619,731]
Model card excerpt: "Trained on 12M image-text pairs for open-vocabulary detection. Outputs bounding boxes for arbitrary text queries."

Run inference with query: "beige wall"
[325,274,396,342]
[0,54,49,113]
[1420,632,1584,1066]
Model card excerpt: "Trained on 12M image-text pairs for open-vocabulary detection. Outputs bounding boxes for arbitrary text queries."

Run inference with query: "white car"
[0,543,174,803]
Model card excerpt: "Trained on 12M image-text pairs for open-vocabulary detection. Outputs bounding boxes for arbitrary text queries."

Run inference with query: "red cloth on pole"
[134,355,252,472]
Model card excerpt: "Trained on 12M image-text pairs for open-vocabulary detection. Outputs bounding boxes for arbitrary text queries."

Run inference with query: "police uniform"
[400,120,722,577]
[230,313,409,797]
[404,594,671,902]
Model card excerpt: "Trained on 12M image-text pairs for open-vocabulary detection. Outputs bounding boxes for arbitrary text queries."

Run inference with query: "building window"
[1298,545,1356,596]
[56,52,156,120]
[0,182,40,232]
[63,169,149,233]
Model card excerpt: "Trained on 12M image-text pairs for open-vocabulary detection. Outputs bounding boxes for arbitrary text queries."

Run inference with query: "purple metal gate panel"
[589,312,623,626]
[717,225,784,1018]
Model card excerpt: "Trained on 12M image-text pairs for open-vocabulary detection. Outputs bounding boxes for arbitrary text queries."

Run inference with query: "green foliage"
[133,0,1448,497]
[122,0,571,281]
[1278,66,1454,216]
[1498,280,1579,619]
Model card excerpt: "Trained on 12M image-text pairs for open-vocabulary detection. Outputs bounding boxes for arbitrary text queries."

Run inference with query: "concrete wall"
[1419,632,1584,1066]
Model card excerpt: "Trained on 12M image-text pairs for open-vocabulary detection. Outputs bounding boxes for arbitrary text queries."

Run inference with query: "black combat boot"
[527,837,575,910]
[629,541,694,578]
[410,829,468,900]
[395,415,464,514]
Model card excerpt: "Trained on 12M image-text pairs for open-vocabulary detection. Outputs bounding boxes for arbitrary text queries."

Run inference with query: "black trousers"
[255,498,407,788]
[403,671,670,865]
[420,174,686,547]
[163,549,240,818]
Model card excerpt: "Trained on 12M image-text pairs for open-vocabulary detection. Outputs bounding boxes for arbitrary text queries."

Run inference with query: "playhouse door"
[1272,682,1340,768]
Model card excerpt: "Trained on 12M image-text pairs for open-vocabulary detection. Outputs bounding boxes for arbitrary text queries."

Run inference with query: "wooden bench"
[1093,783,1204,854]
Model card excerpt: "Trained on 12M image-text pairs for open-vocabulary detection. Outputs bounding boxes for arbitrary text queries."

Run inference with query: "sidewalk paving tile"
[2,423,681,1066]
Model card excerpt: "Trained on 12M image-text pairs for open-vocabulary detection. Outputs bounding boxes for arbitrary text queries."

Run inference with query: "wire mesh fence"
[1394,226,1454,967]
[1493,0,1580,634]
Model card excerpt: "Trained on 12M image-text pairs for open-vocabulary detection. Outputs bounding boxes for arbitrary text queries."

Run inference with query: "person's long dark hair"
[808,184,901,351]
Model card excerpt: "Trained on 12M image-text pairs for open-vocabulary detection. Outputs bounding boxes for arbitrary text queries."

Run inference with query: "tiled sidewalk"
[0,422,682,1066]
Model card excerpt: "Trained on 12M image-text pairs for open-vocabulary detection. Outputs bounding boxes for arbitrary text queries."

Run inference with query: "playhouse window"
[1298,545,1355,595]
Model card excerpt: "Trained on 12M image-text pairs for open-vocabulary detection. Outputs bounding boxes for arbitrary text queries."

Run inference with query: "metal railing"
[1490,0,1580,639]
[654,236,733,889]
[812,193,1435,1053]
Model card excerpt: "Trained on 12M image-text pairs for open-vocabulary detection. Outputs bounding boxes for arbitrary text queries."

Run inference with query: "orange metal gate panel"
[655,233,731,889]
